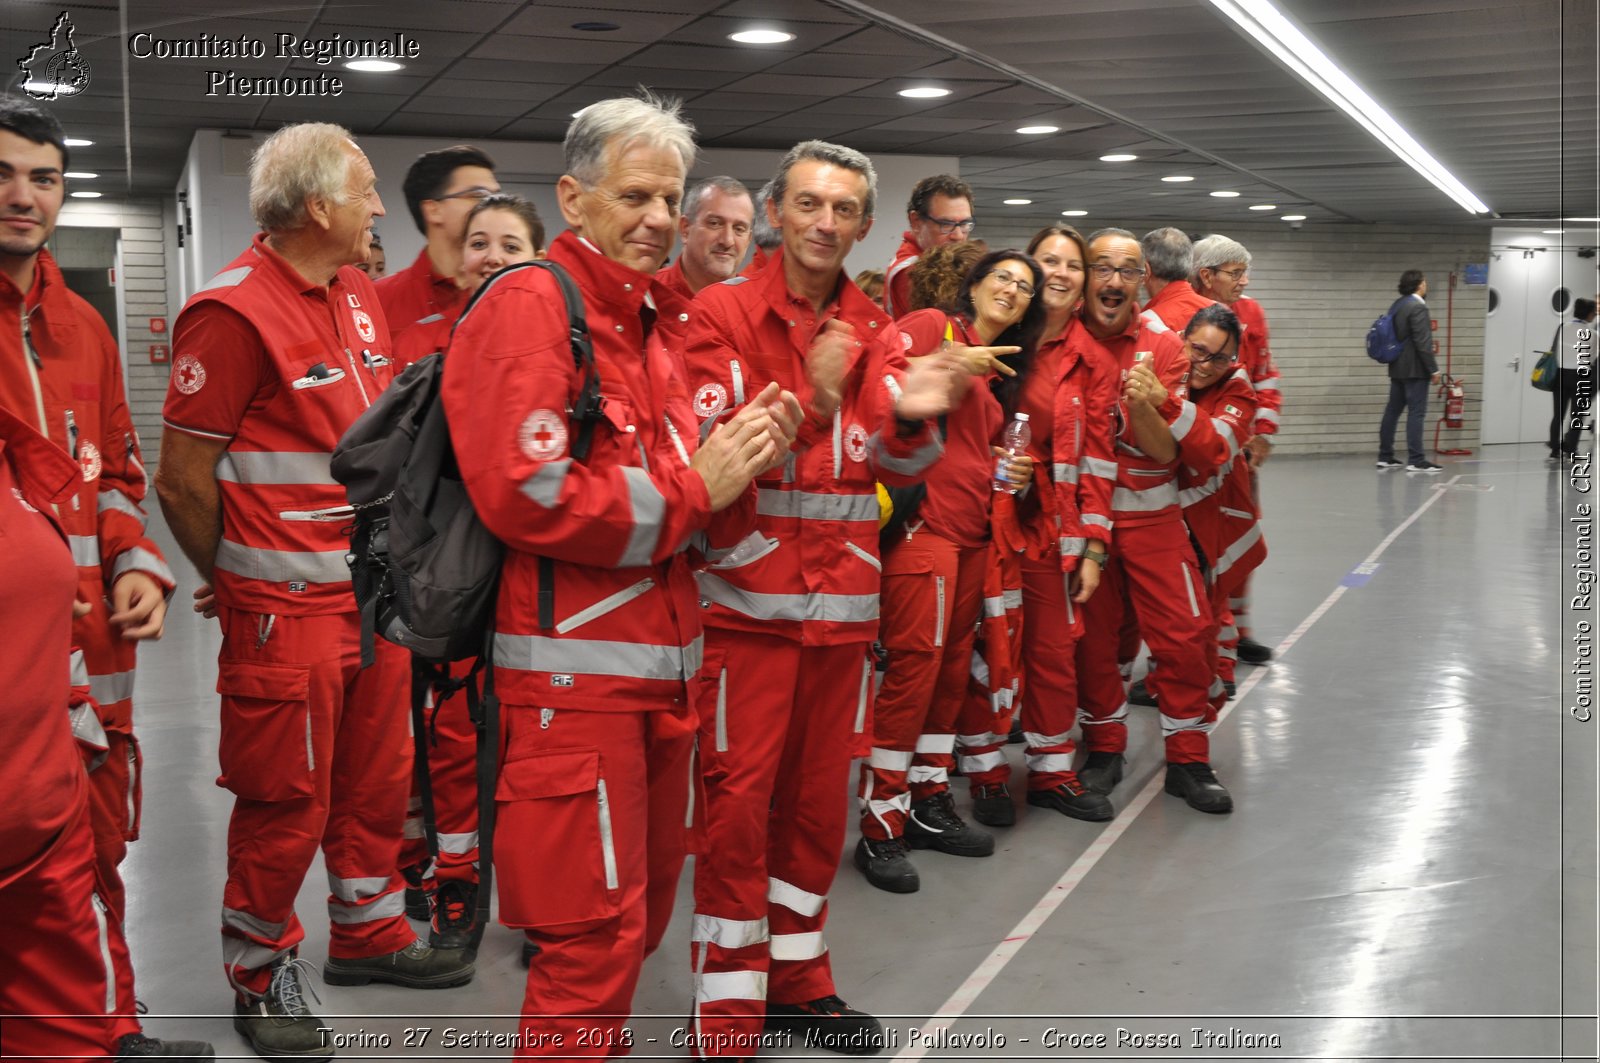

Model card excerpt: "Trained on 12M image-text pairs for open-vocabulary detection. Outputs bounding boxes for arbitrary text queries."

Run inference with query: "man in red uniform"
[739,180,781,279]
[1071,228,1237,814]
[157,122,473,1062]
[658,176,754,299]
[882,174,974,317]
[0,96,175,937]
[376,144,499,368]
[1138,227,1212,334]
[443,94,799,1058]
[682,139,958,1055]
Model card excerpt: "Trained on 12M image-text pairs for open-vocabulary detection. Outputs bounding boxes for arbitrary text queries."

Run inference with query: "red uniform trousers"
[1209,509,1268,685]
[691,633,871,1055]
[399,679,482,897]
[77,602,142,925]
[2,796,142,1057]
[1230,467,1263,643]
[953,536,1024,790]
[494,703,694,1059]
[1017,557,1087,789]
[1075,523,1220,764]
[860,531,985,839]
[215,607,415,996]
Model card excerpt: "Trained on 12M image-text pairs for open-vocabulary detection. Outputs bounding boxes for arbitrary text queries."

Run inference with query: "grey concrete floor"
[116,444,1595,1062]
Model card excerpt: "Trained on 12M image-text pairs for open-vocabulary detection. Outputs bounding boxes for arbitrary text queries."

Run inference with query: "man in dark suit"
[1376,269,1442,472]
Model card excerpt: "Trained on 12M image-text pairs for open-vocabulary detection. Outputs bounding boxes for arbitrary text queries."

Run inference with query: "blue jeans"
[1378,378,1430,464]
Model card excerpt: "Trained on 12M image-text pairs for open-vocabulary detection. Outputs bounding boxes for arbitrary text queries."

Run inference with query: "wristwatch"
[1083,546,1109,566]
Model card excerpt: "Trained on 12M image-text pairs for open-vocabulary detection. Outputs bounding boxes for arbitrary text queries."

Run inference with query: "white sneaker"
[1406,460,1443,472]
[1375,458,1404,469]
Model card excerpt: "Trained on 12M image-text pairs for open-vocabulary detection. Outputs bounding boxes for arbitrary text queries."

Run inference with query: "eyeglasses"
[1184,339,1234,367]
[988,269,1036,297]
[920,213,976,235]
[432,186,499,203]
[1088,263,1147,282]
[1207,265,1249,281]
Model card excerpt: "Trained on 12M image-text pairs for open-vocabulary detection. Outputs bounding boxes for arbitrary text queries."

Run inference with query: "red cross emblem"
[79,441,102,482]
[694,382,728,421]
[174,355,206,395]
[844,422,868,463]
[518,409,568,461]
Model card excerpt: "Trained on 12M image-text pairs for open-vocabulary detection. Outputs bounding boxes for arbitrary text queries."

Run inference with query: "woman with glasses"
[853,249,1042,894]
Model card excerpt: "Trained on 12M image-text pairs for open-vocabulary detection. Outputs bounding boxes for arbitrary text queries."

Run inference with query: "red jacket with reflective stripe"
[882,231,921,318]
[443,233,756,712]
[1043,319,1118,567]
[167,235,395,615]
[1178,369,1265,582]
[376,249,466,370]
[1138,280,1213,335]
[681,250,943,647]
[1233,297,1282,437]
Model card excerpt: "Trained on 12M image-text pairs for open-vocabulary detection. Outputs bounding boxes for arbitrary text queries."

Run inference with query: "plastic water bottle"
[993,412,1031,494]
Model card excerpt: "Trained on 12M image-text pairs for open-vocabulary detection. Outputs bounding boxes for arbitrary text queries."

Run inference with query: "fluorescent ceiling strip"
[1209,0,1489,214]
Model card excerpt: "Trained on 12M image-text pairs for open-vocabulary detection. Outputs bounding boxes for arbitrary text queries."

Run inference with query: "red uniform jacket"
[655,259,696,303]
[1139,279,1213,335]
[376,249,466,370]
[681,249,943,647]
[443,232,756,712]
[1178,369,1265,585]
[882,231,921,319]
[738,246,771,280]
[1233,297,1282,438]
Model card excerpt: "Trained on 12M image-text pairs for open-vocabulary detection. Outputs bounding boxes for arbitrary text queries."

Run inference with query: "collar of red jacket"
[548,230,665,317]
[0,249,85,349]
[0,403,79,509]
[246,232,370,301]
[895,231,920,259]
[1146,278,1198,311]
[750,246,890,336]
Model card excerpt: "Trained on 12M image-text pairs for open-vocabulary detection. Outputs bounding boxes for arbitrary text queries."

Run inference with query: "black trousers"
[1550,367,1589,457]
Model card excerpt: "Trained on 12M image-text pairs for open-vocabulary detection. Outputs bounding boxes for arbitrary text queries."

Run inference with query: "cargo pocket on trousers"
[216,660,315,802]
[494,747,622,929]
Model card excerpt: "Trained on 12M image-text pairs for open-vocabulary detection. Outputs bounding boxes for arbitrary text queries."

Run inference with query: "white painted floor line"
[891,474,1461,1061]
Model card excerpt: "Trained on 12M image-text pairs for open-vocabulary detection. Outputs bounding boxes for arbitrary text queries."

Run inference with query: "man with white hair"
[442,94,799,1051]
[1139,226,1211,332]
[658,175,755,297]
[157,122,474,1062]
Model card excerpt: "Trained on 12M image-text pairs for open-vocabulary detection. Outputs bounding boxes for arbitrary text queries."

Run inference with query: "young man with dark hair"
[1376,269,1441,472]
[884,173,974,316]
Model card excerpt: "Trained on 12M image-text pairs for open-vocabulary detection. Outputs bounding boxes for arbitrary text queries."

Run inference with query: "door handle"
[1506,356,1520,371]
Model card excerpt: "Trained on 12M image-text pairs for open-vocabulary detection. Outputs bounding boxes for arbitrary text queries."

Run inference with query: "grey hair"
[1192,234,1252,279]
[1141,227,1193,281]
[751,180,782,250]
[684,175,752,222]
[249,123,357,232]
[770,139,878,218]
[1087,227,1138,249]
[565,92,696,187]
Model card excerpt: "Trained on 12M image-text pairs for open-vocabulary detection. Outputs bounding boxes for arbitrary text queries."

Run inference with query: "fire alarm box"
[149,317,167,334]
[149,345,169,363]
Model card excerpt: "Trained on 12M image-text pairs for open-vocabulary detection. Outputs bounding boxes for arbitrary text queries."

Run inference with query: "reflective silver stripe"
[832,409,842,480]
[112,546,174,586]
[664,415,691,466]
[1059,536,1087,557]
[691,914,769,948]
[597,779,619,890]
[1160,711,1216,737]
[402,816,424,839]
[1257,407,1282,425]
[555,578,655,635]
[1083,456,1117,480]
[89,669,136,705]
[959,749,1007,773]
[1255,377,1282,393]
[1169,400,1198,441]
[770,932,827,961]
[1026,752,1073,773]
[1213,419,1240,457]
[1180,562,1201,618]
[868,747,913,771]
[415,313,445,325]
[1180,470,1227,508]
[1002,588,1023,611]
[697,573,878,624]
[907,765,945,785]
[729,360,746,405]
[98,488,146,525]
[92,894,115,1012]
[214,540,351,584]
[1024,729,1073,747]
[883,373,903,404]
[933,575,946,647]
[520,459,571,509]
[69,535,101,566]
[199,265,253,292]
[618,466,666,567]
[708,530,780,570]
[305,709,315,771]
[216,451,337,486]
[983,594,1006,618]
[437,830,480,855]
[329,875,391,902]
[70,703,108,764]
[843,541,881,572]
[715,668,729,752]
[493,632,704,682]
[695,970,767,1003]
[1139,309,1170,333]
[756,489,878,523]
[769,877,825,917]
[1052,461,1080,485]
[1078,702,1128,726]
[70,649,89,686]
[1214,522,1265,578]
[329,890,405,924]
[1081,512,1113,529]
[871,430,942,476]
[223,907,290,940]
[915,733,953,754]
[1112,481,1179,513]
[855,656,870,735]
[1218,623,1239,640]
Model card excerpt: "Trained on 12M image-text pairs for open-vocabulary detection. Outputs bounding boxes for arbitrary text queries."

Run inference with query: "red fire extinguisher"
[1434,373,1471,455]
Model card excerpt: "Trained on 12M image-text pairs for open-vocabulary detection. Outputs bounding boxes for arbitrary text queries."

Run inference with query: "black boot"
[1127,678,1158,706]
[853,836,919,893]
[1164,762,1234,813]
[323,938,474,989]
[400,861,432,921]
[1077,751,1125,795]
[905,791,995,856]
[116,1033,216,1061]
[1236,636,1273,664]
[1026,775,1113,822]
[766,995,886,1055]
[428,878,485,962]
[232,958,332,1061]
[970,783,1015,827]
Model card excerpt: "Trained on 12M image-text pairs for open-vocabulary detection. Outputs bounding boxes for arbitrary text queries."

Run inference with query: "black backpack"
[331,259,602,952]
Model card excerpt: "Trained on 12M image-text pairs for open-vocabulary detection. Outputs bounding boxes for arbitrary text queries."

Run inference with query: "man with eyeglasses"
[1070,229,1240,815]
[883,173,975,316]
[659,175,755,298]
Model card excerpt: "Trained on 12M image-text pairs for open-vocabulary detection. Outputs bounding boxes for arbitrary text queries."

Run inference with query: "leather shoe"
[1164,762,1233,814]
[1026,776,1113,822]
[1077,751,1125,795]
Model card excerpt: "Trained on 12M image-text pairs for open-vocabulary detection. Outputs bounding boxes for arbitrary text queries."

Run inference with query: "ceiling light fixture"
[23,80,84,96]
[1207,0,1488,214]
[1099,153,1137,162]
[1543,229,1566,234]
[1281,214,1307,221]
[1003,198,1033,205]
[1061,209,1088,217]
[64,171,97,179]
[898,86,951,99]
[70,191,102,198]
[1161,175,1194,183]
[345,60,402,72]
[1210,190,1241,198]
[729,29,795,44]
[1249,204,1277,210]
[573,21,621,31]
[64,137,93,147]
[1565,217,1600,222]
[1017,125,1059,135]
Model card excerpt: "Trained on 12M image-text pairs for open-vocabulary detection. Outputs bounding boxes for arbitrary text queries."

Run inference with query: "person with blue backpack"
[1375,269,1443,472]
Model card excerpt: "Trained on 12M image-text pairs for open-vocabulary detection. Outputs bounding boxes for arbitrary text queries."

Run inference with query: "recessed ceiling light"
[572,20,621,31]
[898,86,951,99]
[1281,214,1307,221]
[729,28,795,44]
[64,171,97,179]
[1099,153,1138,162]
[1565,217,1600,222]
[1543,229,1566,234]
[1249,204,1278,211]
[64,137,93,147]
[1161,175,1194,183]
[1210,190,1241,198]
[1061,209,1089,217]
[23,80,84,96]
[345,60,402,72]
[1003,198,1033,206]
[1016,125,1059,135]
[70,191,102,199]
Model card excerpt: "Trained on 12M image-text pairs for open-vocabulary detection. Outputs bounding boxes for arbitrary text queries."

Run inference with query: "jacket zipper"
[729,360,746,404]
[844,541,881,571]
[22,311,50,439]
[342,349,371,406]
[91,893,116,1011]
[715,668,729,752]
[555,577,655,634]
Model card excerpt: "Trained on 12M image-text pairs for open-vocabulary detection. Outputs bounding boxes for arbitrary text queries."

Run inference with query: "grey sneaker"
[232,958,332,1061]
[115,1033,216,1061]
[323,938,473,989]
[1406,460,1443,472]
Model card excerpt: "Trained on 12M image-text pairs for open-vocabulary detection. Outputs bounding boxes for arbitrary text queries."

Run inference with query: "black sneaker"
[1026,776,1114,822]
[401,861,432,921]
[520,938,540,967]
[323,938,474,989]
[1406,459,1443,473]
[852,836,919,894]
[116,1033,216,1061]
[1077,751,1125,795]
[1164,762,1233,814]
[1374,458,1403,469]
[765,995,886,1055]
[970,783,1015,827]
[232,958,332,1061]
[1006,720,1025,745]
[1223,679,1237,700]
[905,791,994,856]
[1236,636,1273,665]
[429,879,484,961]
[1127,678,1158,706]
